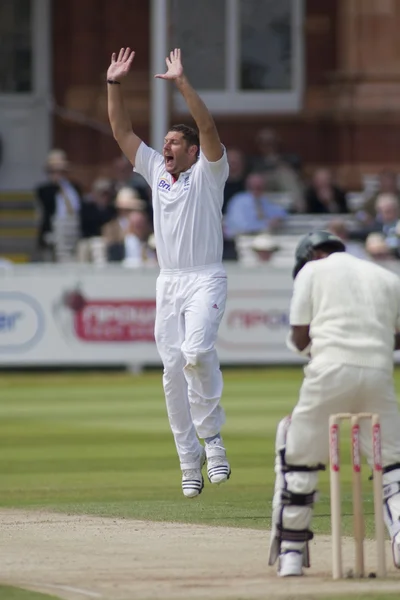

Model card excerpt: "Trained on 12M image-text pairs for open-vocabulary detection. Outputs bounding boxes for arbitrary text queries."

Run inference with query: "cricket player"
[268,230,400,576]
[107,48,230,498]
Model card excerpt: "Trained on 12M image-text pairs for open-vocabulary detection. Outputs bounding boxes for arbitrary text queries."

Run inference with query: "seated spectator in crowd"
[362,170,400,222]
[123,211,157,268]
[252,128,304,213]
[327,219,370,260]
[77,178,116,264]
[102,187,147,261]
[222,148,248,261]
[35,149,83,262]
[305,168,348,214]
[365,233,393,261]
[251,233,280,263]
[372,194,400,257]
[223,148,247,214]
[224,172,287,239]
[111,154,152,218]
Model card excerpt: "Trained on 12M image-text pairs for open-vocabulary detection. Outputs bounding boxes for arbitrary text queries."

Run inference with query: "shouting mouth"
[164,155,174,167]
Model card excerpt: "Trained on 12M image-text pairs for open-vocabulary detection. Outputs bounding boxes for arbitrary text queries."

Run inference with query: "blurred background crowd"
[2,0,400,272]
[30,126,400,270]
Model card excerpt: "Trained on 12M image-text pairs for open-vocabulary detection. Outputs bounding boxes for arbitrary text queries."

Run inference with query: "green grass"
[0,587,59,600]
[0,367,399,538]
[319,597,400,600]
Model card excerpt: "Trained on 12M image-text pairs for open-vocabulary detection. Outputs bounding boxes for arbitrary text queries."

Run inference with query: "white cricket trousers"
[286,361,400,467]
[154,264,227,470]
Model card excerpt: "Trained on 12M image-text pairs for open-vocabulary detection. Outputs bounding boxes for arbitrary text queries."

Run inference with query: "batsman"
[269,230,400,577]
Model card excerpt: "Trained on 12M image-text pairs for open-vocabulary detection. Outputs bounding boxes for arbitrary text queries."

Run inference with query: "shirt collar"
[169,165,195,183]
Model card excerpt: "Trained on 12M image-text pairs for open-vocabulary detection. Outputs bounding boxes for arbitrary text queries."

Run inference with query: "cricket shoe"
[181,449,206,499]
[205,437,231,484]
[278,551,304,577]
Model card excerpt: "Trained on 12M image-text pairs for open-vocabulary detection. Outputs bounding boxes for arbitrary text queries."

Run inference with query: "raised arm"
[107,48,142,166]
[156,49,223,162]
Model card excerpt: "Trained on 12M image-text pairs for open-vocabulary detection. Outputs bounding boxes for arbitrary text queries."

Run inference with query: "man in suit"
[35,149,83,261]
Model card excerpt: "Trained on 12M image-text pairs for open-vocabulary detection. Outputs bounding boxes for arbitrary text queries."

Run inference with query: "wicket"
[329,412,386,579]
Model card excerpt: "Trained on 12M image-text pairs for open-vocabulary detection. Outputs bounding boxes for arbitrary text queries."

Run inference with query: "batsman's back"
[298,252,400,370]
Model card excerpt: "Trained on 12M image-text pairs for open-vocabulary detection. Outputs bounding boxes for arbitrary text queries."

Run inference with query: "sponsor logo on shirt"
[183,175,190,191]
[158,177,171,191]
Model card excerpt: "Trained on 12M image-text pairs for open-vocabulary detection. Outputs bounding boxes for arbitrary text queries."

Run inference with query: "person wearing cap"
[268,230,400,578]
[251,233,280,263]
[35,149,83,261]
[123,210,157,269]
[102,187,147,262]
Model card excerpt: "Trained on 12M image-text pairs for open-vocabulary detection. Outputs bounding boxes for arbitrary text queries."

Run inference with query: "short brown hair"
[169,124,200,157]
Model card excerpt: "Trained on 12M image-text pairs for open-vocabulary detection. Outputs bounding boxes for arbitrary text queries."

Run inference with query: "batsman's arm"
[175,75,223,162]
[291,325,311,352]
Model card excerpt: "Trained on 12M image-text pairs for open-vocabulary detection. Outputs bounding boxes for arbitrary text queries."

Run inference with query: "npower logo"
[0,292,45,352]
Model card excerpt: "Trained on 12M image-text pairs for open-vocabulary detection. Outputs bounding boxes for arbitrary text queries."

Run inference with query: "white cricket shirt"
[290,252,400,371]
[134,142,229,271]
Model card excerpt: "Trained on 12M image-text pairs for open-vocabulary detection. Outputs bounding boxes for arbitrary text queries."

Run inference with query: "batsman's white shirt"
[290,252,400,371]
[134,142,228,271]
[286,252,400,467]
[134,141,229,469]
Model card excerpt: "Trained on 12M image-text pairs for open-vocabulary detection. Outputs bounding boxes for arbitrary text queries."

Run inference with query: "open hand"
[155,48,183,80]
[107,48,135,82]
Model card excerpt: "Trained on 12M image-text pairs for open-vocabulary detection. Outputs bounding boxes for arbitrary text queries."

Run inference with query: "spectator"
[224,172,287,239]
[373,194,400,257]
[252,128,304,212]
[111,154,152,216]
[35,149,83,262]
[327,219,370,260]
[223,148,247,214]
[362,170,400,222]
[365,233,393,261]
[77,178,116,264]
[222,148,247,261]
[305,168,348,214]
[251,233,280,263]
[123,211,157,268]
[102,187,147,262]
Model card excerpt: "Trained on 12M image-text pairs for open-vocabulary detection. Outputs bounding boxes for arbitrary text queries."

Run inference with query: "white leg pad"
[268,416,319,568]
[383,470,400,540]
[383,469,400,570]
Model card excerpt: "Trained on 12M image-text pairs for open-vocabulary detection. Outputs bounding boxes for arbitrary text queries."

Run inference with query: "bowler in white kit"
[269,230,400,576]
[107,48,230,497]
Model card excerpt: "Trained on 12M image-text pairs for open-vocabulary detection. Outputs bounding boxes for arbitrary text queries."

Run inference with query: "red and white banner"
[0,265,303,365]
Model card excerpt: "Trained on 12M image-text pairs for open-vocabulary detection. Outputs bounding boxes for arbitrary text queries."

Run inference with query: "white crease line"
[24,582,102,598]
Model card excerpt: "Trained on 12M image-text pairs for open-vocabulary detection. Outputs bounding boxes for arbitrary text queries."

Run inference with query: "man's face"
[47,167,67,183]
[313,168,332,188]
[246,173,266,197]
[379,201,399,223]
[128,211,150,241]
[163,131,197,175]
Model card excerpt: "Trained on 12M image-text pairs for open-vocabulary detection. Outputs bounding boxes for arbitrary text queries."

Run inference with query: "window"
[0,0,32,93]
[171,0,304,114]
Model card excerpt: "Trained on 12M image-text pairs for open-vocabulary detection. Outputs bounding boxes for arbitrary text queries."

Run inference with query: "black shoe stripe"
[208,466,230,474]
